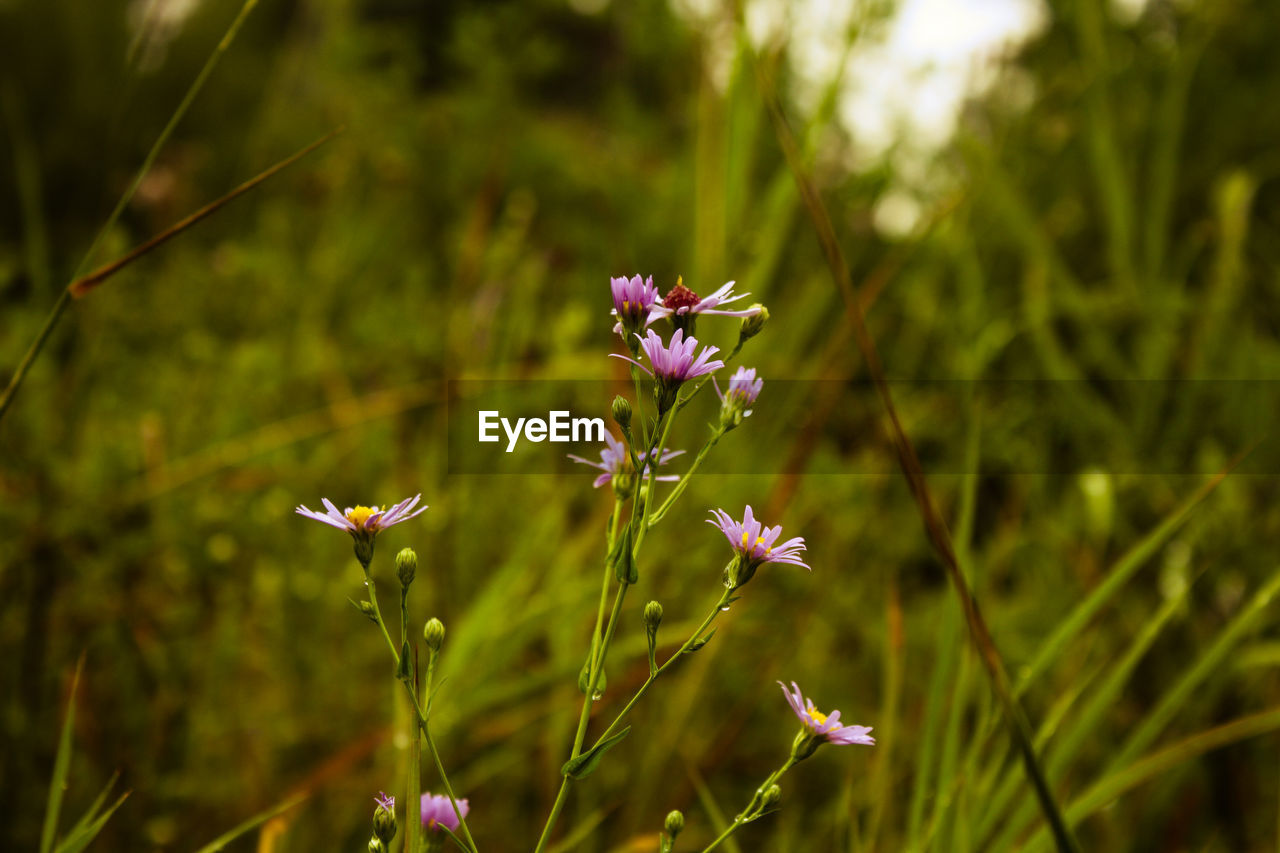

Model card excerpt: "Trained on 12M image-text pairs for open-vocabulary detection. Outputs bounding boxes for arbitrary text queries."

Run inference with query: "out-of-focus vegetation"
[3,0,1280,849]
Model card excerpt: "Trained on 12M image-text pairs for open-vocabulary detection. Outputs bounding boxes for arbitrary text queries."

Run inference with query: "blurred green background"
[3,0,1280,850]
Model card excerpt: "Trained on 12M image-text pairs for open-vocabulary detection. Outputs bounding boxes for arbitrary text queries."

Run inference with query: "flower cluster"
[293,271,874,850]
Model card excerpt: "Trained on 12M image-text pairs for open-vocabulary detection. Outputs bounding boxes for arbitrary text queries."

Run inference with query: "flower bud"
[349,598,379,623]
[372,796,397,843]
[611,395,633,431]
[643,600,663,676]
[761,784,782,810]
[396,548,418,588]
[368,839,385,853]
[738,304,769,341]
[424,617,446,652]
[664,809,685,838]
[643,600,664,633]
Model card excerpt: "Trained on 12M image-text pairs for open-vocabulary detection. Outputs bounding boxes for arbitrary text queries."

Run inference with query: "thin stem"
[647,427,724,527]
[361,567,400,663]
[699,757,796,853]
[587,587,731,750]
[361,561,476,852]
[631,408,677,554]
[533,780,570,853]
[534,581,630,852]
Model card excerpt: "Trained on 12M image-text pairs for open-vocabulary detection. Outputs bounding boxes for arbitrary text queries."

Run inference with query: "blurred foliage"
[2,0,1280,850]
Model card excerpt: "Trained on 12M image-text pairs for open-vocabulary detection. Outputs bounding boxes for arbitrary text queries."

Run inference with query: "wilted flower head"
[611,329,724,413]
[652,278,761,334]
[421,792,470,833]
[568,431,682,497]
[296,494,427,566]
[714,366,763,430]
[708,505,809,589]
[610,274,660,341]
[779,681,874,759]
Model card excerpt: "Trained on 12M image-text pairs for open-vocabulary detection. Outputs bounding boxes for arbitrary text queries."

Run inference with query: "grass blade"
[191,794,308,853]
[39,657,84,853]
[1108,568,1280,772]
[742,23,1079,852]
[1023,708,1280,852]
[0,0,259,421]
[1016,456,1243,696]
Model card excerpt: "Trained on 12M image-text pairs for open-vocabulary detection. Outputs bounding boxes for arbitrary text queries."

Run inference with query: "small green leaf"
[577,659,606,696]
[685,628,717,654]
[561,727,632,779]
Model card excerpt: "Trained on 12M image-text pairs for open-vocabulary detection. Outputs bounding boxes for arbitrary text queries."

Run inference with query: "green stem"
[587,587,731,750]
[362,563,476,852]
[631,409,677,554]
[647,427,724,527]
[362,567,400,663]
[699,757,796,853]
[534,581,631,852]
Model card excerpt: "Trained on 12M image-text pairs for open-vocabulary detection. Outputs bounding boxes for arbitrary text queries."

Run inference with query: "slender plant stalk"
[361,560,477,852]
[0,0,260,422]
[68,128,343,298]
[699,756,796,853]
[647,427,724,526]
[741,27,1080,853]
[586,587,731,749]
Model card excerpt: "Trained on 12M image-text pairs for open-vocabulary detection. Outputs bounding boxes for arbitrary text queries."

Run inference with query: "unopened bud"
[612,396,632,431]
[664,809,684,838]
[372,795,397,843]
[368,839,385,853]
[396,548,418,588]
[350,598,378,623]
[424,617,446,652]
[738,304,769,341]
[761,784,782,810]
[643,601,664,633]
[644,600,663,675]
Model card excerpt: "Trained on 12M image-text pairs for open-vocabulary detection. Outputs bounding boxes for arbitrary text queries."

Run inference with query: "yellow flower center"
[740,532,770,554]
[346,505,378,528]
[807,702,828,726]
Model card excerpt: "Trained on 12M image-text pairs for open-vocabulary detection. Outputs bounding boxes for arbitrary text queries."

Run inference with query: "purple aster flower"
[779,681,874,760]
[652,278,762,335]
[421,792,470,833]
[610,274,661,341]
[296,494,427,565]
[708,505,809,589]
[567,431,683,496]
[714,366,763,430]
[610,329,724,413]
